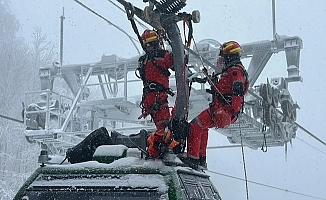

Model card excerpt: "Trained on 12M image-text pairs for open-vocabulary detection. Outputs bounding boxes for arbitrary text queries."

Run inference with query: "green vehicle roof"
[14,146,221,200]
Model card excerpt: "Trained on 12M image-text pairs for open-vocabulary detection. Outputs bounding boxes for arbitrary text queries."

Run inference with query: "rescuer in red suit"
[136,30,178,158]
[184,41,249,169]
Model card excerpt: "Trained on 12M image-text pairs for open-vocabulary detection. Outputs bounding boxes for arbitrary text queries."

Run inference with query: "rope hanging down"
[239,123,250,200]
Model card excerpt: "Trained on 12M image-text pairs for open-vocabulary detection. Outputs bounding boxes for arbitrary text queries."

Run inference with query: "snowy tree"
[0,0,19,40]
[0,2,58,199]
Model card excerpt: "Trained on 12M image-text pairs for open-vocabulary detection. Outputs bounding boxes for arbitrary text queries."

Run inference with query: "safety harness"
[192,62,249,124]
[137,51,174,94]
[121,4,175,119]
[209,63,249,123]
[122,3,193,155]
[136,49,175,118]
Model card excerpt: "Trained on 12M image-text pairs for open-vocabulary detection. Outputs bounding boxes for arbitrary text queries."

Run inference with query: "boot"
[199,156,207,170]
[178,156,199,170]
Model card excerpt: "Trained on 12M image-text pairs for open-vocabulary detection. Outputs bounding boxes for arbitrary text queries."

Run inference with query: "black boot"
[178,156,199,170]
[199,156,207,170]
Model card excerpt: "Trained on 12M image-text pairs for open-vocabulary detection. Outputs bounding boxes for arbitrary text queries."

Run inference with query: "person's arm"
[164,51,174,70]
[229,67,247,112]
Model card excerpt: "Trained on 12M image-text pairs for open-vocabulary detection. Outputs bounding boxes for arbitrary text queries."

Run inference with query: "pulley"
[263,105,277,127]
[281,100,292,120]
[259,83,272,105]
[151,0,187,14]
[271,87,280,108]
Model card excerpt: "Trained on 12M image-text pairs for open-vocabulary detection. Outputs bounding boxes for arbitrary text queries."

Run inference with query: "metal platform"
[23,35,302,154]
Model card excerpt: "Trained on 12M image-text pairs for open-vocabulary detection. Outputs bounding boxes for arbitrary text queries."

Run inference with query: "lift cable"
[106,0,149,29]
[73,0,141,54]
[207,145,242,149]
[206,169,326,200]
[0,114,23,124]
[207,138,326,155]
[296,136,326,156]
[294,121,326,146]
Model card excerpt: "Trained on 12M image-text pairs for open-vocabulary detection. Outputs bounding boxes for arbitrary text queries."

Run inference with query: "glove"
[192,77,207,83]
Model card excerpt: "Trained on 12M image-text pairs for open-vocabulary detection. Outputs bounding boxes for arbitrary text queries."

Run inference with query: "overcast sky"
[9,0,326,199]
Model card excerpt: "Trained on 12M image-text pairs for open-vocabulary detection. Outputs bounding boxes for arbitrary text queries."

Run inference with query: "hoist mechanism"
[143,0,186,14]
[21,0,303,155]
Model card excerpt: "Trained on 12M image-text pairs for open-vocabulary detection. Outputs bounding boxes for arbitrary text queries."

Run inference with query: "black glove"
[192,77,207,83]
[170,118,189,154]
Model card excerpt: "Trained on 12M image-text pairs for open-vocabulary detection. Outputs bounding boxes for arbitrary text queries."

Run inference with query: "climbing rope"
[239,123,250,200]
[107,0,149,29]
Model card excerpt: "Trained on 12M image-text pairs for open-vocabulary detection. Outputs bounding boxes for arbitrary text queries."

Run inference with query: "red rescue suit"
[140,49,174,130]
[187,63,249,159]
[139,49,177,158]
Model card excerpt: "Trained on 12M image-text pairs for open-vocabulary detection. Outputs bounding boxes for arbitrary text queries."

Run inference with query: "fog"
[7,0,326,199]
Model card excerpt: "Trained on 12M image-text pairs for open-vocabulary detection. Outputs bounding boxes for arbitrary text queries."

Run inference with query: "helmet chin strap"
[216,56,225,68]
[224,55,241,67]
[146,40,164,52]
[225,59,240,69]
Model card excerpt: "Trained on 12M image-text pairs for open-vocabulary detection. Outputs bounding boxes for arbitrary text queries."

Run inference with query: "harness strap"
[147,53,171,77]
[150,98,169,114]
[183,17,193,48]
[206,63,249,119]
[143,81,175,96]
[206,89,232,104]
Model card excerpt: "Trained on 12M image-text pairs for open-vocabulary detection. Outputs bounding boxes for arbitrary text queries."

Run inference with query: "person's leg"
[183,108,212,169]
[144,92,170,130]
[144,92,172,157]
[187,121,203,159]
[210,101,232,128]
[198,128,208,169]
[152,105,170,130]
[187,108,212,158]
[199,128,208,157]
